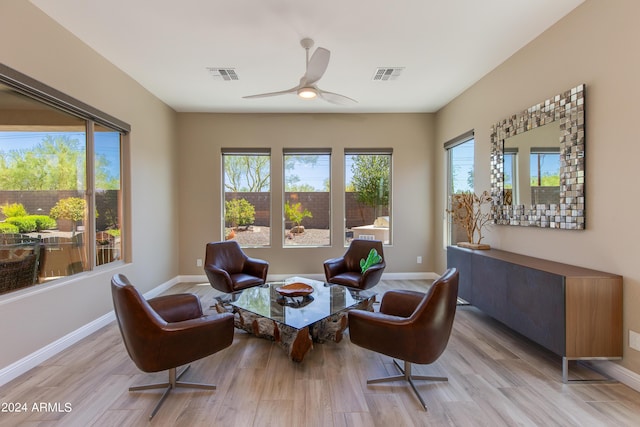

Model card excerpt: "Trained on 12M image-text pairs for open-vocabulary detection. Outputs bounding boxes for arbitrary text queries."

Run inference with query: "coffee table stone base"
[213,295,375,362]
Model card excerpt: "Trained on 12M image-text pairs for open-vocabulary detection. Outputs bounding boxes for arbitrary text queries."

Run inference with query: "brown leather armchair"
[348,268,459,410]
[323,239,385,290]
[111,274,234,419]
[204,241,269,293]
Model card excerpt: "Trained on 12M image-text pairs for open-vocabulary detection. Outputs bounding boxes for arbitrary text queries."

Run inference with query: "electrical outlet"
[630,330,640,351]
[196,258,203,267]
[417,256,422,264]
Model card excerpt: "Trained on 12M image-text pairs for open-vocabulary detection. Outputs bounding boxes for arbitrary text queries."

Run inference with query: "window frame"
[0,63,130,291]
[221,148,272,248]
[282,148,332,248]
[444,131,475,247]
[503,147,518,205]
[344,148,393,247]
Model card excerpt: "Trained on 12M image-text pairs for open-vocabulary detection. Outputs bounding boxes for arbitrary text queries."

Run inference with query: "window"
[222,149,271,247]
[445,131,474,245]
[283,149,331,247]
[0,65,129,293]
[503,148,517,205]
[344,149,392,246]
[529,148,560,205]
[95,125,123,265]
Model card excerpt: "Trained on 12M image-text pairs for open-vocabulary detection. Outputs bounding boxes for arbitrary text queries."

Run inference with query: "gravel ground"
[231,226,331,246]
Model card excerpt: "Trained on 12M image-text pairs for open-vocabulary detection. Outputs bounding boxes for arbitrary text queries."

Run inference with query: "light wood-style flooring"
[1,279,640,426]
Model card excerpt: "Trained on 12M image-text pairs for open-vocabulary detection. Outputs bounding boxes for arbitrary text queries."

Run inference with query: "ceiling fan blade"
[317,89,358,105]
[242,86,299,99]
[301,47,330,86]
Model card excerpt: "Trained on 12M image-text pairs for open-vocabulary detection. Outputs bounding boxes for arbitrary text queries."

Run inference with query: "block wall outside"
[0,190,120,231]
[225,192,388,229]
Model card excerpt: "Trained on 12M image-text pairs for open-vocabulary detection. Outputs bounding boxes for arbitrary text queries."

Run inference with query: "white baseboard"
[0,311,115,387]
[585,360,640,392]
[0,276,180,388]
[178,272,439,284]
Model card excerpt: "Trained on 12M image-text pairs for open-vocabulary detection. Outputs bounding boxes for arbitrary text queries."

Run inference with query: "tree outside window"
[222,151,270,247]
[284,151,330,247]
[345,151,392,245]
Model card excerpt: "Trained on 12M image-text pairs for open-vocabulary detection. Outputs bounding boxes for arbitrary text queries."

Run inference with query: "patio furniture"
[38,235,84,280]
[0,234,41,294]
[0,251,39,294]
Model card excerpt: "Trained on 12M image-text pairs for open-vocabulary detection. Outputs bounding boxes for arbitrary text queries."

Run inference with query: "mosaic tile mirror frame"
[490,84,585,229]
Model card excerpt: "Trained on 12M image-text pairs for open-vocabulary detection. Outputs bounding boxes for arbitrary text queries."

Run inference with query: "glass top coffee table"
[225,277,376,362]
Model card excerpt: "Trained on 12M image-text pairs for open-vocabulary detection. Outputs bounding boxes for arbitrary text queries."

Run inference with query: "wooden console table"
[447,246,623,382]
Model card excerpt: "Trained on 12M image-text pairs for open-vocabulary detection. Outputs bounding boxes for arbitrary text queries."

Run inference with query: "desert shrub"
[50,197,86,233]
[106,229,120,238]
[0,223,20,234]
[284,201,312,230]
[30,215,57,232]
[1,203,28,218]
[225,198,255,228]
[6,216,37,233]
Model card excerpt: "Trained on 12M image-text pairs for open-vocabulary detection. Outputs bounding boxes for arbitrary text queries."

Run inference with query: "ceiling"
[30,0,584,114]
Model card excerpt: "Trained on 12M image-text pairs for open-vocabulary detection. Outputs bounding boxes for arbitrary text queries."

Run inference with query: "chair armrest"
[362,261,385,275]
[348,309,415,359]
[324,257,347,279]
[158,312,235,367]
[349,306,439,363]
[349,309,410,328]
[360,261,385,286]
[204,264,233,290]
[163,311,233,334]
[148,293,203,322]
[244,257,269,281]
[379,289,425,318]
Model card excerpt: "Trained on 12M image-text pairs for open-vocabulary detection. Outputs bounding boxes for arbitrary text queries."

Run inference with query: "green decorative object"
[360,248,382,274]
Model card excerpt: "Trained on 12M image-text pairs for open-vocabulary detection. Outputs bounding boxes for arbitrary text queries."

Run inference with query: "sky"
[0,131,121,178]
[226,154,354,191]
[287,155,331,191]
[450,140,474,192]
[286,155,364,190]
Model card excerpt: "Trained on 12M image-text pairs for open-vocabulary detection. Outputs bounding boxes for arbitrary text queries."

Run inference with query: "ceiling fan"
[243,38,357,105]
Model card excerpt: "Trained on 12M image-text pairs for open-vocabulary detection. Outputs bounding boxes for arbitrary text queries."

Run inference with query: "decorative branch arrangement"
[447,190,493,248]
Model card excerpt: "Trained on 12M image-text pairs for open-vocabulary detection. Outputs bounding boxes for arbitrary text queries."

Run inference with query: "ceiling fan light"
[297,87,317,99]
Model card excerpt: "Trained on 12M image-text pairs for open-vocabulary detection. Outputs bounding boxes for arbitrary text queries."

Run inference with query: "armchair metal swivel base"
[367,359,447,410]
[129,365,216,420]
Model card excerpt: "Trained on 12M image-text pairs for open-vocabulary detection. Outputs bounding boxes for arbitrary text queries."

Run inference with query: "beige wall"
[0,2,178,368]
[435,0,640,373]
[177,113,437,276]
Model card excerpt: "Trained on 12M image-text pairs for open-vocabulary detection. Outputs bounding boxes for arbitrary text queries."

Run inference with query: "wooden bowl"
[276,282,314,297]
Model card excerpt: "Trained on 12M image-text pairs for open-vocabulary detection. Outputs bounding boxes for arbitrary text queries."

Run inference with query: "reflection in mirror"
[490,84,585,229]
[503,121,560,206]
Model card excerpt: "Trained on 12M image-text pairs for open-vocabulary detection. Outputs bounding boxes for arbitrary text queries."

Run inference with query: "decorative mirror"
[490,84,585,229]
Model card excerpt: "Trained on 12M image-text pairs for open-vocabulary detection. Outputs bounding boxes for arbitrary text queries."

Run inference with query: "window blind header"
[283,147,332,155]
[344,148,393,155]
[222,147,271,155]
[444,130,474,150]
[0,63,131,134]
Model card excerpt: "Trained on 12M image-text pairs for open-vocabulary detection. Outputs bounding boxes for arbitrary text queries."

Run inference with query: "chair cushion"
[326,271,362,288]
[230,273,265,290]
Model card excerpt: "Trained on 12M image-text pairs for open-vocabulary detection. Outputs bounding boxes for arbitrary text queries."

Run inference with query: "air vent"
[372,67,404,81]
[207,68,238,81]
